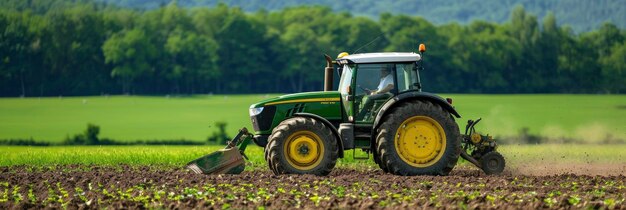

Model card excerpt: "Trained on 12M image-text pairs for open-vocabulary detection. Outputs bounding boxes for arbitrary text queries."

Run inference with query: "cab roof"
[338,52,421,63]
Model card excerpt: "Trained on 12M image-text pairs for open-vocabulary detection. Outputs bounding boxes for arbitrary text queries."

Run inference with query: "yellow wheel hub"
[394,116,446,167]
[471,133,482,144]
[283,131,324,170]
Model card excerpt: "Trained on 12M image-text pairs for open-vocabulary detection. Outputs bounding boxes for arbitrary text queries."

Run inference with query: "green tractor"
[188,44,505,176]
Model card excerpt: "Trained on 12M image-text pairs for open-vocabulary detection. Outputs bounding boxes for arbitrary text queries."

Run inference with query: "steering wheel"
[357,85,371,94]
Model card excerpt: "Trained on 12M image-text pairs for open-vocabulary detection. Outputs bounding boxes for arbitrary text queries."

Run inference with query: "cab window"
[354,63,395,122]
[395,63,417,93]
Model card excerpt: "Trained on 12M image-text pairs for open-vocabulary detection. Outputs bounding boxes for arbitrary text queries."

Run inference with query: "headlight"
[249,107,264,116]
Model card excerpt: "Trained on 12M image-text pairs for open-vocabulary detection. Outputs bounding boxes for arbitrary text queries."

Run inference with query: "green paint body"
[250,91,344,135]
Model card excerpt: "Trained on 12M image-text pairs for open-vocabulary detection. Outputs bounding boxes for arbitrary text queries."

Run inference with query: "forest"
[0,0,625,96]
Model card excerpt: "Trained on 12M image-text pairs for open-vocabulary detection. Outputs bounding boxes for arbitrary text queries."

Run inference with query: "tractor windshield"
[338,64,353,93]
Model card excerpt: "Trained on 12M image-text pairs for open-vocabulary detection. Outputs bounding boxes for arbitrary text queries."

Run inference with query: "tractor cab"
[336,52,422,123]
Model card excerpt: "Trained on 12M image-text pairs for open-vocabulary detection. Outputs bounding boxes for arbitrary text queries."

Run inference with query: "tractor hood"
[250,91,341,108]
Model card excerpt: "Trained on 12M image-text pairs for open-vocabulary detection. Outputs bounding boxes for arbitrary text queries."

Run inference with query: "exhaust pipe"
[323,54,333,91]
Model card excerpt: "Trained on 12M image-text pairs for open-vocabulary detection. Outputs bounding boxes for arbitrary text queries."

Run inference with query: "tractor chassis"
[188,119,505,175]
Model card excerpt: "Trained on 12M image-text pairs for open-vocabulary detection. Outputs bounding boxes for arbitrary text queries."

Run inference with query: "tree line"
[0,2,624,96]
[101,0,626,33]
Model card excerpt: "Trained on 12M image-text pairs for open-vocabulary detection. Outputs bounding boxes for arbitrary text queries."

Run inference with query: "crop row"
[1,167,624,209]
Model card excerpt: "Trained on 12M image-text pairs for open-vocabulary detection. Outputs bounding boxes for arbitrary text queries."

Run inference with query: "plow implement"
[459,118,506,175]
[186,128,253,174]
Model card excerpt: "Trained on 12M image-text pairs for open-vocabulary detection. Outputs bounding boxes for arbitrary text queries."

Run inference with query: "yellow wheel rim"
[283,131,324,170]
[394,116,446,167]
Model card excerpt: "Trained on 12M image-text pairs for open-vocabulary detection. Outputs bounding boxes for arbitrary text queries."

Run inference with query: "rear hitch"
[460,118,506,175]
[186,127,254,175]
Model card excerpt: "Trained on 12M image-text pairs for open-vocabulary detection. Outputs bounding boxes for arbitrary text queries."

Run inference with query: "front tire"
[376,100,461,175]
[265,117,338,175]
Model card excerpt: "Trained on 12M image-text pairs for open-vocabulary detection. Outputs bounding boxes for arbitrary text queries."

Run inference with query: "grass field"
[0,95,278,142]
[2,95,624,209]
[2,144,625,175]
[0,145,370,169]
[449,94,626,143]
[0,94,624,143]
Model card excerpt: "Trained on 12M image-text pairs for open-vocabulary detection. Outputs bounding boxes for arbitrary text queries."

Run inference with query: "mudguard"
[372,91,461,130]
[292,112,344,158]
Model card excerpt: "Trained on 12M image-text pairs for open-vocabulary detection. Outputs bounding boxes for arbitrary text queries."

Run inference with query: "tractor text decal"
[285,103,306,117]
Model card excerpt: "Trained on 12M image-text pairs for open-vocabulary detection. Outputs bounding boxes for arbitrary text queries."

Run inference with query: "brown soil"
[510,163,626,176]
[0,165,624,209]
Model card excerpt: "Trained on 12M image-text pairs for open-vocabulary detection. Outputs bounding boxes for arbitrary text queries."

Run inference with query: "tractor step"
[352,148,370,160]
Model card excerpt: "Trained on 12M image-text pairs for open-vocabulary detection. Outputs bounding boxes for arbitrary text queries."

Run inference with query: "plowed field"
[1,165,624,209]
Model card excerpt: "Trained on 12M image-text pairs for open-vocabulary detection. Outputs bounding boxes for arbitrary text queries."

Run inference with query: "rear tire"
[265,117,338,175]
[373,149,389,173]
[376,100,460,175]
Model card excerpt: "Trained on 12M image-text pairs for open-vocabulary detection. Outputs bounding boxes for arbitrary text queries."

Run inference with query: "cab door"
[338,64,355,121]
[353,63,396,123]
